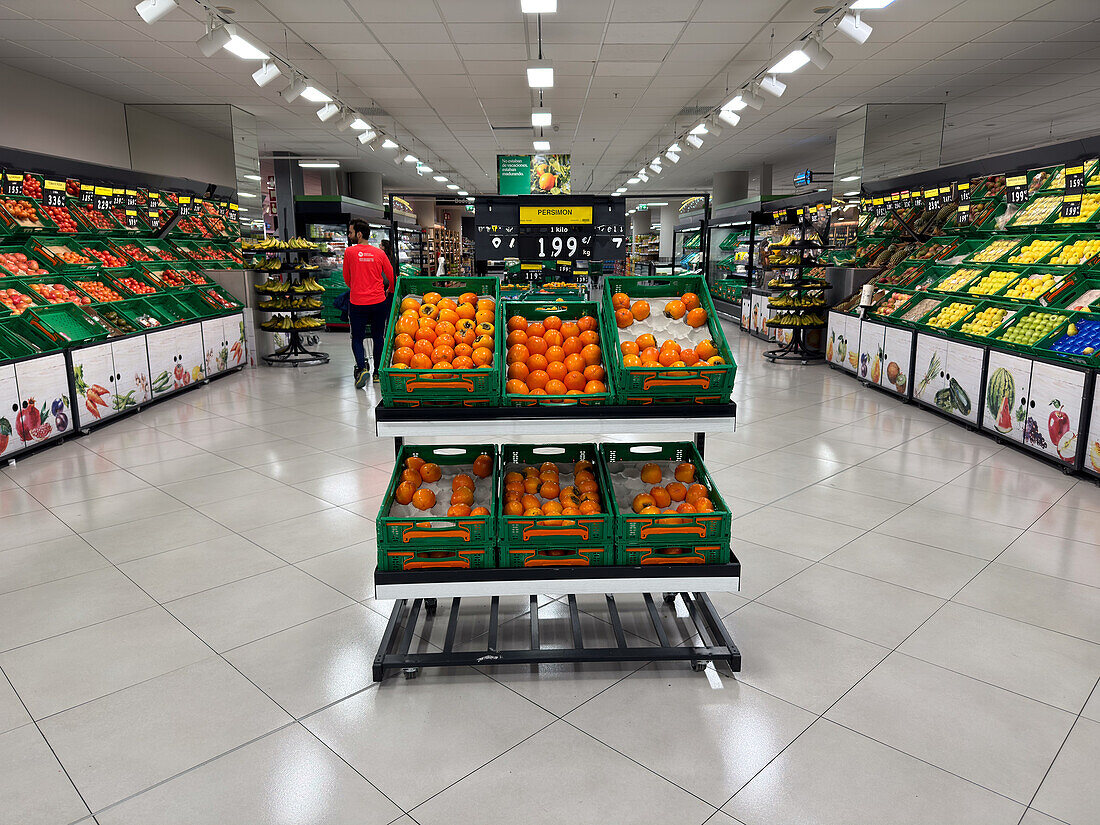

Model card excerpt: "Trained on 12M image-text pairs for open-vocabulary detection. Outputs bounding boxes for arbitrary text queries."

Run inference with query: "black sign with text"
[178,196,193,216]
[1061,193,1082,219]
[1006,175,1029,205]
[1065,165,1085,195]
[125,209,139,229]
[147,209,161,229]
[2,174,23,196]
[43,180,66,208]
[93,187,113,212]
[80,184,94,204]
[474,196,627,261]
[956,204,971,226]
[957,182,970,204]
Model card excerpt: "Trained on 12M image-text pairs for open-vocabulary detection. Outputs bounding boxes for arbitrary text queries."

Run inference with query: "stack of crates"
[317,271,347,329]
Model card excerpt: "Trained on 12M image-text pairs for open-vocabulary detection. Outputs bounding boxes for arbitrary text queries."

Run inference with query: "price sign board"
[1061,193,1082,219]
[475,196,626,261]
[924,188,939,210]
[112,188,125,207]
[178,195,192,216]
[43,180,66,208]
[957,182,970,204]
[147,209,161,229]
[1006,175,1029,204]
[2,173,23,196]
[956,203,972,227]
[519,226,591,260]
[80,184,94,204]
[125,189,138,208]
[125,209,139,229]
[1065,165,1085,195]
[899,190,910,208]
[939,186,953,204]
[93,186,113,211]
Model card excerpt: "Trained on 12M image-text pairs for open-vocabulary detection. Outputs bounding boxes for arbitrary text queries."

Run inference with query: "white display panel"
[945,340,984,425]
[1026,360,1086,465]
[826,312,845,366]
[111,335,152,411]
[201,317,229,375]
[840,314,861,372]
[14,353,71,447]
[881,326,913,396]
[982,350,1033,443]
[857,320,885,383]
[913,333,948,407]
[226,313,247,368]
[72,342,118,424]
[1086,381,1100,475]
[147,323,206,397]
[0,364,23,458]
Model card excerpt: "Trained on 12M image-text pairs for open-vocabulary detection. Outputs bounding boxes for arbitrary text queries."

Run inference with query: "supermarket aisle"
[0,320,1097,825]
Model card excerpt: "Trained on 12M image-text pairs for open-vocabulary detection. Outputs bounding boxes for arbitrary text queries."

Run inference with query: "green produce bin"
[600,274,737,405]
[599,441,732,565]
[141,293,190,324]
[26,303,111,344]
[0,195,56,235]
[0,323,43,360]
[376,443,498,571]
[171,288,223,319]
[379,275,502,408]
[497,443,614,567]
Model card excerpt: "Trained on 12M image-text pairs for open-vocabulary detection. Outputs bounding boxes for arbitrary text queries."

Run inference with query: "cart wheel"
[691,661,707,672]
[424,598,437,614]
[402,668,420,680]
[662,592,677,604]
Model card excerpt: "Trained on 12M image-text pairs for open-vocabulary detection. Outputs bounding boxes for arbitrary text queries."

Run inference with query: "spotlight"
[690,122,708,135]
[685,134,703,149]
[136,0,177,24]
[251,61,282,88]
[649,161,662,174]
[742,87,765,110]
[337,111,359,131]
[802,35,833,69]
[316,103,339,122]
[627,178,640,184]
[638,171,649,182]
[358,130,377,145]
[759,75,786,97]
[665,150,680,163]
[717,109,740,128]
[196,21,233,58]
[280,75,308,103]
[349,117,371,130]
[836,12,873,44]
[706,118,724,137]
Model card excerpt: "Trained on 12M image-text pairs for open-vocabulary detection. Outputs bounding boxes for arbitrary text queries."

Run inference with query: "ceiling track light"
[316,102,339,122]
[685,134,704,149]
[717,109,741,128]
[627,177,640,185]
[759,74,786,97]
[196,18,233,58]
[337,111,358,131]
[851,0,896,8]
[251,60,282,88]
[690,122,708,135]
[280,74,308,103]
[357,130,377,145]
[526,59,554,88]
[836,12,873,44]
[638,171,650,183]
[382,139,400,150]
[742,86,765,110]
[706,118,724,137]
[802,34,833,69]
[649,161,662,174]
[136,0,177,24]
[665,149,680,163]
[447,184,460,190]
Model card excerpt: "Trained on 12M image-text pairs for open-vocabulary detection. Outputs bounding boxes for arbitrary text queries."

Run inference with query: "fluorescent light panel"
[404,154,419,163]
[447,184,460,189]
[223,34,268,60]
[627,177,640,184]
[769,48,810,74]
[382,139,399,149]
[526,60,554,88]
[298,161,340,168]
[243,174,261,181]
[840,175,860,182]
[521,0,557,11]
[349,118,371,130]
[300,86,331,103]
[851,0,895,8]
[533,140,551,151]
[433,175,448,182]
[531,108,552,126]
[690,122,708,134]
[458,190,468,196]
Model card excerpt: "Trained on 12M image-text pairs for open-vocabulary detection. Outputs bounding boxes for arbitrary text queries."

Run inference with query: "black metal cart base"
[262,330,329,366]
[372,564,741,681]
[763,327,825,364]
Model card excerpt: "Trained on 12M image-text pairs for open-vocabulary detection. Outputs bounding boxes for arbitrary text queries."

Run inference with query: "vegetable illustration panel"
[73,343,118,424]
[111,335,151,411]
[1087,381,1100,476]
[201,317,229,375]
[1025,360,1085,464]
[13,353,69,446]
[826,312,843,365]
[981,351,1032,443]
[228,314,247,367]
[857,321,885,383]
[840,314,861,372]
[0,364,22,458]
[914,333,947,406]
[147,323,205,396]
[881,326,913,396]
[942,341,983,424]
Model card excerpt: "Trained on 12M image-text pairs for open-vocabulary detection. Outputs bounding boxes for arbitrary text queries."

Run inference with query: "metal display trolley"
[372,403,741,681]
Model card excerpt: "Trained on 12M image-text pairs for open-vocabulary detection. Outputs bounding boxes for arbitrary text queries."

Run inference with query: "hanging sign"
[2,173,23,196]
[957,182,970,204]
[956,203,971,227]
[1005,175,1029,205]
[93,186,113,211]
[1061,193,1082,219]
[112,188,125,207]
[125,209,139,229]
[124,189,138,207]
[1064,165,1085,195]
[147,209,161,229]
[519,205,592,225]
[178,195,192,216]
[80,184,94,204]
[43,180,66,208]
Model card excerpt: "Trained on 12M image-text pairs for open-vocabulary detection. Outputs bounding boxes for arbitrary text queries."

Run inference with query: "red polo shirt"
[342,242,394,305]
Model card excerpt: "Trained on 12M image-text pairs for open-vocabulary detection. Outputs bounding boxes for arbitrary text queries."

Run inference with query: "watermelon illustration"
[986,367,1016,420]
[996,395,1013,433]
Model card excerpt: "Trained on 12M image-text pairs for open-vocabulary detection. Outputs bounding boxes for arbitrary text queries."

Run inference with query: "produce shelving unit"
[762,232,828,364]
[372,403,741,681]
[251,242,329,366]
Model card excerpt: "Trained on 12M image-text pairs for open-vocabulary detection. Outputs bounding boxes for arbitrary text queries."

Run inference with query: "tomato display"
[117,243,153,262]
[66,179,80,196]
[1,198,43,227]
[76,204,116,231]
[20,175,41,199]
[0,252,47,277]
[29,282,90,305]
[42,205,79,233]
[187,245,225,261]
[83,247,127,268]
[0,288,36,314]
[116,276,156,295]
[152,269,185,288]
[73,280,124,302]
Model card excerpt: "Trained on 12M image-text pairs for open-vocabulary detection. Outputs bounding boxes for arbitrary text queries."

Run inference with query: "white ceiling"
[0,0,1098,195]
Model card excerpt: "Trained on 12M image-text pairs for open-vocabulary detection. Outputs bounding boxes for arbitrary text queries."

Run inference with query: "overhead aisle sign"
[474,196,626,261]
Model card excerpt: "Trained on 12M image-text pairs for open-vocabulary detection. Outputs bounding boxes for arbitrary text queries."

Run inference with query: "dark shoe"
[354,368,369,389]
[372,372,381,383]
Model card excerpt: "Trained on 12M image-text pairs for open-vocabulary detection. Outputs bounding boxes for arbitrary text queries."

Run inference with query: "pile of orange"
[503,460,603,520]
[630,462,716,519]
[393,452,493,516]
[611,291,726,368]
[504,313,608,397]
[390,291,496,371]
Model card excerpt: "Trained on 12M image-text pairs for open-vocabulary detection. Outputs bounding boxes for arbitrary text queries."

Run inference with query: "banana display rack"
[371,401,741,681]
[252,239,329,366]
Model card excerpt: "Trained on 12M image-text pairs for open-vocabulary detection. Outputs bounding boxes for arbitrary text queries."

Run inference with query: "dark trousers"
[349,300,391,372]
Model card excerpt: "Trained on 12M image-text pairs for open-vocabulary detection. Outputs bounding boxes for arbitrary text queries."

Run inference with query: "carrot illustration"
[85,398,101,419]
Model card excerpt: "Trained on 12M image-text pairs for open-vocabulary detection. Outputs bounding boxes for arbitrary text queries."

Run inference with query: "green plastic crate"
[599,441,732,564]
[500,299,614,407]
[28,238,99,272]
[1,314,64,352]
[600,275,737,404]
[376,443,498,571]
[0,323,43,360]
[171,288,223,319]
[379,276,502,408]
[26,303,111,344]
[141,293,189,324]
[497,443,614,567]
[0,195,56,235]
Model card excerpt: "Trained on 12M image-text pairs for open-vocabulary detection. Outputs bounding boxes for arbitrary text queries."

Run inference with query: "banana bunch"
[260,297,323,311]
[286,237,319,250]
[767,312,826,327]
[290,276,324,293]
[255,278,290,294]
[294,316,325,329]
[249,257,284,271]
[243,238,289,251]
[260,314,294,331]
[292,263,320,271]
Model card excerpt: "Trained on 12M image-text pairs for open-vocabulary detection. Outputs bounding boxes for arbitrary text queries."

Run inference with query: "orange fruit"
[540,480,561,499]
[434,333,456,349]
[419,317,437,331]
[577,315,597,332]
[477,298,495,313]
[435,320,456,336]
[632,493,656,513]
[400,296,420,313]
[432,361,453,371]
[401,468,422,487]
[450,487,474,506]
[661,340,681,355]
[582,364,605,381]
[447,504,472,517]
[419,303,438,319]
[543,329,563,347]
[508,344,529,364]
[579,330,600,345]
[581,344,601,366]
[579,500,600,515]
[564,352,585,374]
[685,483,708,503]
[504,500,523,516]
[411,488,436,511]
[470,506,490,516]
[437,309,459,326]
[395,481,416,505]
[522,507,544,517]
[456,327,476,347]
[631,300,650,320]
[527,369,549,390]
[708,355,726,365]
[506,329,528,347]
[623,354,641,367]
[420,462,442,482]
[676,501,697,514]
[475,309,494,325]
[545,379,567,396]
[664,299,686,319]
[529,388,547,396]
[414,326,436,344]
[394,332,415,349]
[615,308,634,328]
[640,505,661,515]
[621,341,640,356]
[682,292,700,310]
[527,353,548,373]
[636,333,656,349]
[696,339,717,360]
[459,291,478,305]
[431,345,454,364]
[410,353,432,369]
[472,347,493,366]
[505,471,523,485]
[454,343,473,358]
[650,486,671,508]
[543,500,563,517]
[560,321,579,339]
[545,345,565,364]
[546,361,568,382]
[527,321,546,338]
[508,361,530,381]
[685,307,708,328]
[584,380,606,394]
[640,463,662,484]
[564,370,587,390]
[675,463,696,483]
[506,378,529,395]
[658,349,679,367]
[543,315,562,331]
[423,291,443,305]
[667,481,687,501]
[456,303,476,321]
[397,316,418,336]
[694,497,715,512]
[681,349,699,366]
[640,347,660,364]
[407,456,426,472]
[526,335,547,355]
[473,454,492,478]
[612,292,630,309]
[563,336,583,356]
[476,322,494,338]
[437,298,457,313]
[393,346,414,366]
[452,356,474,369]
[507,315,527,331]
[521,494,541,511]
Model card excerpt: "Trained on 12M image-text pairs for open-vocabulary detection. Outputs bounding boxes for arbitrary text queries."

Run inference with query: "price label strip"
[3,173,23,196]
[125,209,139,229]
[957,181,970,204]
[80,184,94,204]
[956,203,972,226]
[43,180,66,208]
[1006,175,1029,205]
[1064,164,1085,195]
[93,186,113,212]
[1061,192,1082,219]
[125,189,138,208]
[147,209,161,229]
[178,195,192,216]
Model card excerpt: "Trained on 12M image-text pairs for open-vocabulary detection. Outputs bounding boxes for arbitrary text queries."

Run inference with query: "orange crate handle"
[525,557,589,566]
[405,377,476,392]
[406,559,470,569]
[521,525,591,540]
[640,555,704,564]
[639,523,707,539]
[642,374,712,390]
[401,526,473,543]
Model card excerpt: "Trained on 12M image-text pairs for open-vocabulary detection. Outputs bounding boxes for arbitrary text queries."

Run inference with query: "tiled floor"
[1,322,1098,825]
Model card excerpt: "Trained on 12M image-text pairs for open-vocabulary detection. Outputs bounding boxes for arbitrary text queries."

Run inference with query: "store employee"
[344,219,395,388]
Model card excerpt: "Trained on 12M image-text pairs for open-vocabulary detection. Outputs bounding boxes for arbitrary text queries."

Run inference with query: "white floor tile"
[823,532,987,598]
[773,484,907,530]
[241,506,373,563]
[874,505,1023,559]
[1031,717,1100,825]
[0,723,91,825]
[0,674,30,734]
[80,508,232,564]
[0,535,108,595]
[730,507,864,561]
